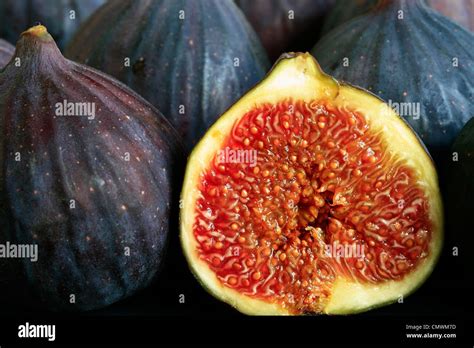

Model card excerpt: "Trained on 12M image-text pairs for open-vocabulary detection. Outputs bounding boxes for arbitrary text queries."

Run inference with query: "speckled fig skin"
[0,39,14,68]
[0,0,105,49]
[66,0,270,151]
[0,26,184,311]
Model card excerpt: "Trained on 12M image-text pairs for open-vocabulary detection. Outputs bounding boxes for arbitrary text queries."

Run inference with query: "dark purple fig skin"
[0,0,105,49]
[0,26,184,311]
[236,0,336,61]
[66,0,270,151]
[0,39,14,68]
[320,0,377,35]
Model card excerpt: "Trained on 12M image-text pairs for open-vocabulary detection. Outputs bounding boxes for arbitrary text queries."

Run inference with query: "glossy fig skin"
[0,26,184,311]
[0,0,105,49]
[66,0,270,151]
[313,0,474,164]
[0,39,14,68]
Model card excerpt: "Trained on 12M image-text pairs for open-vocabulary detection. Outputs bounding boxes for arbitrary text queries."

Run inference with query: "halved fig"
[180,53,443,315]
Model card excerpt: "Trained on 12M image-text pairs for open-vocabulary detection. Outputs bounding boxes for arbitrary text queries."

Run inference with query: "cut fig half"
[180,53,443,315]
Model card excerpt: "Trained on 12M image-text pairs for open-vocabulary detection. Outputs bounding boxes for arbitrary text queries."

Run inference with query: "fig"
[321,0,474,34]
[180,53,443,315]
[312,0,474,167]
[236,0,336,61]
[0,0,105,49]
[0,25,183,311]
[66,0,270,151]
[0,38,14,68]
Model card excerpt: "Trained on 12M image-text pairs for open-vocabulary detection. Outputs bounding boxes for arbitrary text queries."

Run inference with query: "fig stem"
[21,25,51,40]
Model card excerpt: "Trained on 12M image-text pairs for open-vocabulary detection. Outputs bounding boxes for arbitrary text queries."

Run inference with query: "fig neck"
[9,25,69,73]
